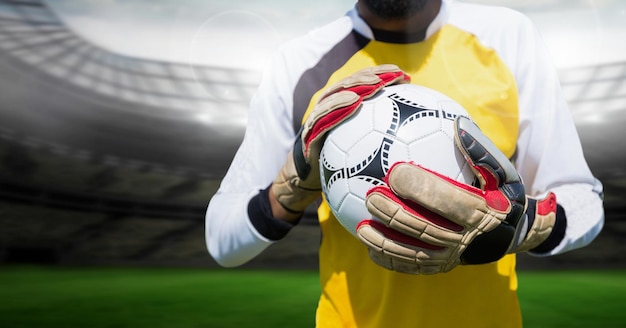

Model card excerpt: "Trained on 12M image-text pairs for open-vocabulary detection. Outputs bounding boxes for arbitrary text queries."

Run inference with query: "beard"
[362,0,430,19]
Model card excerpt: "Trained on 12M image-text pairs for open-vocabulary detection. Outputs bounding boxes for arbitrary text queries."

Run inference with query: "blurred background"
[0,0,625,271]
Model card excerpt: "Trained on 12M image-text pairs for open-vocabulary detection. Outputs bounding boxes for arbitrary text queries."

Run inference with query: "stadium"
[0,0,624,327]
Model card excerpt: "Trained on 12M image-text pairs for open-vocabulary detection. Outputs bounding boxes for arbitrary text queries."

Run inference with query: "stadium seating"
[0,0,623,270]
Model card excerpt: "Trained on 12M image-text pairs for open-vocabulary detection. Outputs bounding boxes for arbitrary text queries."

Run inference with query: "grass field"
[0,266,625,327]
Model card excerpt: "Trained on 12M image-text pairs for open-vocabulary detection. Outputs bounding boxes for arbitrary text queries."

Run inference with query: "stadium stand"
[0,0,623,269]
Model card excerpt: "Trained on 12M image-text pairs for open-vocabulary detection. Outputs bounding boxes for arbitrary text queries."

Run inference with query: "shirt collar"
[347,0,449,43]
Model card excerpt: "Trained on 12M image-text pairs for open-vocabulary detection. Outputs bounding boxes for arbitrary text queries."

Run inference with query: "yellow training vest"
[303,25,521,328]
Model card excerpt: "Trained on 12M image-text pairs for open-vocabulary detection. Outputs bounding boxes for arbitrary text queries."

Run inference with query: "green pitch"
[517,270,626,327]
[0,266,624,327]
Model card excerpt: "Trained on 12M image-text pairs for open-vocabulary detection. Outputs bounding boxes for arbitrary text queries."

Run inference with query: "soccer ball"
[319,83,475,236]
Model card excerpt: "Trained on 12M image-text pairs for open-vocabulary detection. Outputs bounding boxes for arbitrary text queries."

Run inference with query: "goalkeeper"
[205,0,605,327]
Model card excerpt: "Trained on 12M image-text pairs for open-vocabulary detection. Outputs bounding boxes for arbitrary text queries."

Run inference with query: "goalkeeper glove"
[357,116,566,274]
[271,64,410,214]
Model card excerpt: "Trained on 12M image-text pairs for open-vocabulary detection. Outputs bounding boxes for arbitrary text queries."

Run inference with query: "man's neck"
[357,0,442,36]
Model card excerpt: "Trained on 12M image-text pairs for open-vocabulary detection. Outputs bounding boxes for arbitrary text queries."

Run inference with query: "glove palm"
[357,116,561,274]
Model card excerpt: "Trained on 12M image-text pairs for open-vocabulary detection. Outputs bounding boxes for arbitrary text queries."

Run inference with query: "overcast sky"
[45,0,626,69]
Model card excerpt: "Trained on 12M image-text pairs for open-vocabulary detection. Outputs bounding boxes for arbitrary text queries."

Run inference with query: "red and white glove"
[356,116,565,274]
[271,64,410,213]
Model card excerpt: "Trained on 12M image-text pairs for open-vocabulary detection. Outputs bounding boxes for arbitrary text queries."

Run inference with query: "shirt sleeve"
[205,49,297,267]
[511,14,604,256]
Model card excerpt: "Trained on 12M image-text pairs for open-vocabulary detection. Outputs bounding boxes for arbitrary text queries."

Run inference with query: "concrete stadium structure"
[0,0,624,269]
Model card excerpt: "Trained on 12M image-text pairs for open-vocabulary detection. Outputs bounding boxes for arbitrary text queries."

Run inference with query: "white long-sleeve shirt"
[206,1,604,326]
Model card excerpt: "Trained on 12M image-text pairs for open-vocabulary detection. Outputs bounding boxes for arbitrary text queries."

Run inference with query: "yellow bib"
[305,25,521,328]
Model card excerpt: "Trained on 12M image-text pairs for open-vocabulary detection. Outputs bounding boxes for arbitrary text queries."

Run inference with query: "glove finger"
[454,116,526,219]
[319,64,409,100]
[356,220,457,275]
[303,91,361,157]
[319,70,381,98]
[357,219,446,250]
[365,185,467,247]
[383,162,504,231]
[454,117,523,191]
[303,65,409,158]
[366,249,445,275]
[362,63,405,78]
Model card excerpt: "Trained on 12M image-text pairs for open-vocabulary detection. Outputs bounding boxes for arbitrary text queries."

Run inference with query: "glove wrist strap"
[248,185,300,240]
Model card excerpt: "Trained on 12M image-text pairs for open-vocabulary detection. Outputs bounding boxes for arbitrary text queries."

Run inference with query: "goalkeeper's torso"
[280,1,537,327]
